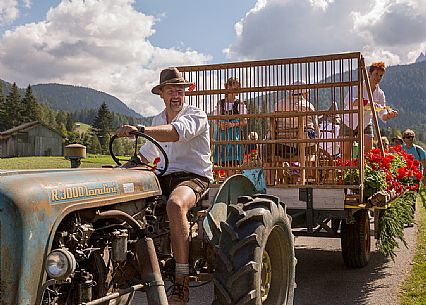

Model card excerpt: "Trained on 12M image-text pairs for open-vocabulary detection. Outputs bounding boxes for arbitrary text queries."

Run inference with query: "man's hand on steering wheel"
[110,126,169,176]
[115,124,139,137]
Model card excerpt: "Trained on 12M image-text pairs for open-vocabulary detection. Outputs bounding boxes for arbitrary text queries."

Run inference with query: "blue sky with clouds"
[1,0,425,115]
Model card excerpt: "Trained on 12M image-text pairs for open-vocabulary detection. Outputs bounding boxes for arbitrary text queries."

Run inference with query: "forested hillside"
[380,60,426,141]
[0,81,142,118]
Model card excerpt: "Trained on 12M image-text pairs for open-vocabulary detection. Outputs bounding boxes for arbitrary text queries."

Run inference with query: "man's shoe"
[168,275,190,305]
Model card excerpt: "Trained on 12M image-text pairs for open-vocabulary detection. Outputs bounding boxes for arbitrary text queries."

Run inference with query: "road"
[134,216,418,305]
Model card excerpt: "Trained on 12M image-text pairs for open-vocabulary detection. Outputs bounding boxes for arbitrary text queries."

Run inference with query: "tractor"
[0,130,295,305]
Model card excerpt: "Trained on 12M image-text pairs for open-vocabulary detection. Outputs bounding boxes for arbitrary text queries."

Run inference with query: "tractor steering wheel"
[109,130,169,177]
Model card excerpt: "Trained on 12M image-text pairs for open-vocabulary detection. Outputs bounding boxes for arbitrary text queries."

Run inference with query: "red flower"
[188,83,196,92]
[392,145,402,153]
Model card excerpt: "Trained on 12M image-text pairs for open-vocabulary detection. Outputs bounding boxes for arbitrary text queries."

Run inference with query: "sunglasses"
[403,136,414,139]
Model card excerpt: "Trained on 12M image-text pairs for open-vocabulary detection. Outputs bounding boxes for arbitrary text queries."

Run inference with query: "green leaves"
[376,191,416,260]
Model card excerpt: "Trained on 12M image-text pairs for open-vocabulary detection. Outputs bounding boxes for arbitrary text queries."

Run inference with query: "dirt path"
[293,221,417,305]
[134,216,418,305]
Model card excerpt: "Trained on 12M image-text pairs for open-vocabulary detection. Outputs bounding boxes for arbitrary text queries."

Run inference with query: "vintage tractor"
[0,131,295,305]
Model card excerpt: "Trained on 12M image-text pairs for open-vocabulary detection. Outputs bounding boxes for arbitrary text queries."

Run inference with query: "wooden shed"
[0,121,63,157]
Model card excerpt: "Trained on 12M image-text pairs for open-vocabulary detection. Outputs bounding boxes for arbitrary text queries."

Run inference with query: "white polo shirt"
[139,104,213,181]
[342,84,387,129]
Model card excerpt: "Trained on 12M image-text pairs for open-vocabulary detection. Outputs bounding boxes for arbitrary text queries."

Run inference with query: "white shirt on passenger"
[139,104,213,181]
[342,84,387,130]
[320,119,340,156]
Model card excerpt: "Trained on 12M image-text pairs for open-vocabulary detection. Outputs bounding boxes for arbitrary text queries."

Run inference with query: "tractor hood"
[0,167,161,305]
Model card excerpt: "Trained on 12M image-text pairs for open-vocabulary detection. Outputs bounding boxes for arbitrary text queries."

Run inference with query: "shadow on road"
[294,247,391,305]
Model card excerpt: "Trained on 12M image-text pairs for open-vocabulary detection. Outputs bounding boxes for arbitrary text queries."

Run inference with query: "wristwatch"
[136,124,145,133]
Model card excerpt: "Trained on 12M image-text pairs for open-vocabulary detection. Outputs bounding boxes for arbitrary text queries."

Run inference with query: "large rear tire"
[341,209,371,268]
[213,194,295,305]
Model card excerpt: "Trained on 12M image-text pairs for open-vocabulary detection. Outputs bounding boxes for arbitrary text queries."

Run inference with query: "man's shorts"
[340,124,374,138]
[158,171,210,203]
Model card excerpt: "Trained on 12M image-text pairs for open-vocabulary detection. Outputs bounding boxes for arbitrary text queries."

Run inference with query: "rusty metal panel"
[178,52,370,191]
[0,168,161,305]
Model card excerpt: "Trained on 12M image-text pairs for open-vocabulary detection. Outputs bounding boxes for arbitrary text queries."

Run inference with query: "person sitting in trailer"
[391,136,403,146]
[380,136,390,151]
[273,80,318,158]
[319,102,341,158]
[265,81,318,185]
[212,77,248,176]
[341,61,398,160]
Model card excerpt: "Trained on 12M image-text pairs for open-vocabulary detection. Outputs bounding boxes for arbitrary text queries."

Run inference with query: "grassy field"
[0,154,117,170]
[400,187,426,305]
[75,121,91,134]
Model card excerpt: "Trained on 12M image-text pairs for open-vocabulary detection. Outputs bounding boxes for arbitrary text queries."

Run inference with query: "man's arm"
[115,124,179,142]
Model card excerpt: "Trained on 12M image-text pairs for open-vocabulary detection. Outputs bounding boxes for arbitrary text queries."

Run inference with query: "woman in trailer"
[212,77,247,175]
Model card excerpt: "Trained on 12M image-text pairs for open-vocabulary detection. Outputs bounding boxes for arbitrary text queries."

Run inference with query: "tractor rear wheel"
[213,195,295,305]
[341,209,371,268]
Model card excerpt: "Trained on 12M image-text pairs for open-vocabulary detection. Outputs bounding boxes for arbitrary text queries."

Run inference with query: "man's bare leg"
[166,185,197,304]
[167,185,196,264]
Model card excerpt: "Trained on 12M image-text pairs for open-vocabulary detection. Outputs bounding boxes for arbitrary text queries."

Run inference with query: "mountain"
[0,81,142,118]
[32,84,142,118]
[415,52,426,63]
[380,60,426,141]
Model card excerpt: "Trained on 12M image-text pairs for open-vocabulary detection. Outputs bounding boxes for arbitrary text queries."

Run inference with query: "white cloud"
[0,0,19,25]
[225,0,426,65]
[0,0,211,116]
[23,0,31,9]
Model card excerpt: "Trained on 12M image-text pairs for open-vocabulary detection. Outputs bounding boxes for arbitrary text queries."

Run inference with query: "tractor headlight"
[45,249,76,280]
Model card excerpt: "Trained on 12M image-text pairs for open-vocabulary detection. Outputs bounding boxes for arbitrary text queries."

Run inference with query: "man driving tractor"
[115,67,213,305]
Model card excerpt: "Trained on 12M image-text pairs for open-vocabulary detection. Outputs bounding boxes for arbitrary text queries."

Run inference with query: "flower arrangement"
[338,144,421,259]
[242,149,260,167]
[213,169,226,183]
[338,145,421,202]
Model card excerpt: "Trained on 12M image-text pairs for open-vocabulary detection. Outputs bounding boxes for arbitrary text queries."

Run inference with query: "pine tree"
[0,82,7,131]
[66,113,76,133]
[5,82,23,129]
[56,110,67,127]
[92,102,113,147]
[22,85,42,123]
[89,134,102,154]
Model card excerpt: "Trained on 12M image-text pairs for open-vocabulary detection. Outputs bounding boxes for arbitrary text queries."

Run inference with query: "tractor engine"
[41,199,166,304]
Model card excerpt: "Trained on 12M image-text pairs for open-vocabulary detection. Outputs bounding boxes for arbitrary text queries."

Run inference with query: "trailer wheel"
[213,195,295,305]
[341,209,371,268]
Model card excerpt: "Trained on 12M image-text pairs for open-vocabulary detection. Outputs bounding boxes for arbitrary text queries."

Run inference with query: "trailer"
[178,52,396,268]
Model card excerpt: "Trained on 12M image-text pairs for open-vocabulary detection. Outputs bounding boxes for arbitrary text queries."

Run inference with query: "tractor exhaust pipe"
[135,237,168,305]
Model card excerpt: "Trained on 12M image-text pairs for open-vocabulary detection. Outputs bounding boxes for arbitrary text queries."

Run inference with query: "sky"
[1,0,425,116]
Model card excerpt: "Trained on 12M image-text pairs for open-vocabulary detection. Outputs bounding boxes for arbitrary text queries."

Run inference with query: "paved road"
[134,215,418,305]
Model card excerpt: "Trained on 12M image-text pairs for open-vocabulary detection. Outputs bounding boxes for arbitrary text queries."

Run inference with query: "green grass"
[75,121,91,134]
[0,154,117,170]
[400,187,426,305]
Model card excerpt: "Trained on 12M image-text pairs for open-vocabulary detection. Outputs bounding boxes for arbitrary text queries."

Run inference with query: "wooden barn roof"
[0,121,63,140]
